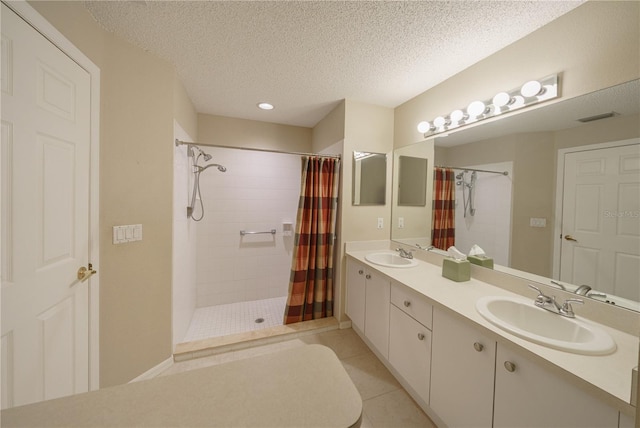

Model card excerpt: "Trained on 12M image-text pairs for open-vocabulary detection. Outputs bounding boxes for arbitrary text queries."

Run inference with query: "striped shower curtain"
[431,167,456,250]
[283,156,340,324]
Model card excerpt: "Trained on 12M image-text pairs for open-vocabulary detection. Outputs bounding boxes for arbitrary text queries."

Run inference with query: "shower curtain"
[284,156,340,324]
[432,167,455,250]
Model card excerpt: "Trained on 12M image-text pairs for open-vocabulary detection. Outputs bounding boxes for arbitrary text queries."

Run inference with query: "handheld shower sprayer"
[186,145,227,221]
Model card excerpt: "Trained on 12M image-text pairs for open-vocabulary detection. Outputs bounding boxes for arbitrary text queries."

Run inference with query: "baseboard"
[129,357,174,383]
[339,319,352,329]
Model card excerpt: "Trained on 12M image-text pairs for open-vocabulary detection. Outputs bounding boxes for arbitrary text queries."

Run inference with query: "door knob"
[77,263,97,282]
[564,235,578,242]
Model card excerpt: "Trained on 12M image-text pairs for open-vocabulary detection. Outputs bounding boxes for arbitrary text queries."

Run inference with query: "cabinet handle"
[417,333,425,341]
[504,361,516,372]
[403,300,411,307]
[473,342,484,352]
[358,269,364,275]
[365,274,371,279]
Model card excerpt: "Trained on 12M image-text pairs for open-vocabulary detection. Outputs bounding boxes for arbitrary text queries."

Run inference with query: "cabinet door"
[389,305,431,403]
[364,270,390,358]
[346,259,366,333]
[494,345,620,428]
[430,308,496,427]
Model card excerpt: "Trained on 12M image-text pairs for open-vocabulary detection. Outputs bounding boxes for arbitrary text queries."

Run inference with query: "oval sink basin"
[476,296,616,355]
[365,252,418,268]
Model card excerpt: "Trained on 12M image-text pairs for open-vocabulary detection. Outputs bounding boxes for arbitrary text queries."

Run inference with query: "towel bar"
[240,229,276,236]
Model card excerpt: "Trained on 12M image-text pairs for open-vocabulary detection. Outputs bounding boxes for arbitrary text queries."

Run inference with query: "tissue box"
[468,255,494,269]
[442,258,470,282]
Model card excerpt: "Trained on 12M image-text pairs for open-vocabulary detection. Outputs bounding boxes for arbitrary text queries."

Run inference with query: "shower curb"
[173,317,339,362]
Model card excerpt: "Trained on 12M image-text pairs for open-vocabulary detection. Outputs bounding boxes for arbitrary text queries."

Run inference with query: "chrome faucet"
[574,284,591,295]
[396,248,414,259]
[528,284,583,318]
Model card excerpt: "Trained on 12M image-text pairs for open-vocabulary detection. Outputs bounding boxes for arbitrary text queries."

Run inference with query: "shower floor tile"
[183,296,287,342]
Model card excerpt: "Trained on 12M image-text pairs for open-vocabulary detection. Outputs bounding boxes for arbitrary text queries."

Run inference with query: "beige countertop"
[346,246,639,416]
[1,344,362,427]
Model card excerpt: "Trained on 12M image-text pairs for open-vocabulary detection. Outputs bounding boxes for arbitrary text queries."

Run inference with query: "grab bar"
[240,229,276,236]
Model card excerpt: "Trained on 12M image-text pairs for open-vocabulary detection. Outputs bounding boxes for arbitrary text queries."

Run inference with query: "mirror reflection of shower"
[456,170,477,217]
[187,144,226,221]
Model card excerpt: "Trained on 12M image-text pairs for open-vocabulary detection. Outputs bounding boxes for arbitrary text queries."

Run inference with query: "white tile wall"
[195,147,301,307]
[454,161,513,265]
[172,125,198,346]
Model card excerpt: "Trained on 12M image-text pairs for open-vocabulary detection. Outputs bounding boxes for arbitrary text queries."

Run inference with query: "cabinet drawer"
[390,282,433,329]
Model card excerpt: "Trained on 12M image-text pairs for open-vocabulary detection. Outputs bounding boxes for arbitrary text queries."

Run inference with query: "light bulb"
[492,92,511,108]
[450,109,465,123]
[467,101,486,118]
[417,121,431,133]
[433,116,446,128]
[509,95,525,109]
[521,80,542,97]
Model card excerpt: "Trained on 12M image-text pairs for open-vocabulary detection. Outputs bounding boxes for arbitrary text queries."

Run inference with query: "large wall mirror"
[391,79,640,313]
[353,151,387,205]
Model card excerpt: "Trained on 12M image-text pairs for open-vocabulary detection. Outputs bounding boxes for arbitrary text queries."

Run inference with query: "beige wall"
[312,100,345,153]
[395,1,640,148]
[30,1,185,387]
[198,114,311,152]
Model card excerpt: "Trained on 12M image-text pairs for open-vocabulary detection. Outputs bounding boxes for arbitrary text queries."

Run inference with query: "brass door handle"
[77,264,97,282]
[564,235,578,242]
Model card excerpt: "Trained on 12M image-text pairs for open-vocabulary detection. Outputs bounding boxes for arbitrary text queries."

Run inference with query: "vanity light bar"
[417,74,559,138]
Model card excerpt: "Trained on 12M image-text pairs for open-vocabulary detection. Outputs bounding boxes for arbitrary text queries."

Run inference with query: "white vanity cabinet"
[430,307,496,427]
[431,307,622,428]
[493,345,620,428]
[346,258,367,333]
[388,282,433,404]
[346,258,390,358]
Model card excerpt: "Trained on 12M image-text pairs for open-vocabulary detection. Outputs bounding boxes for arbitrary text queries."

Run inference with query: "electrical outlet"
[377,218,384,229]
[398,217,404,228]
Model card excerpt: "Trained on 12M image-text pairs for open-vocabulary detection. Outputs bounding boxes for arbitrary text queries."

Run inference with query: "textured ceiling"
[84,1,583,128]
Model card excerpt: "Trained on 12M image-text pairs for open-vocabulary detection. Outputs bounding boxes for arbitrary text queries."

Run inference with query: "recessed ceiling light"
[257,102,274,110]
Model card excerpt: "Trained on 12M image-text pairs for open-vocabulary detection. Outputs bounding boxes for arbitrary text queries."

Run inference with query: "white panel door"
[560,143,640,301]
[1,4,92,408]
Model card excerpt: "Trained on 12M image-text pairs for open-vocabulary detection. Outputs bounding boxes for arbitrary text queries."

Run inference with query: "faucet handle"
[528,284,544,296]
[560,298,583,318]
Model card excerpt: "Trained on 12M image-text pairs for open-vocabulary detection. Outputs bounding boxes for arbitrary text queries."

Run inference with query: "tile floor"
[183,297,287,342]
[160,328,436,428]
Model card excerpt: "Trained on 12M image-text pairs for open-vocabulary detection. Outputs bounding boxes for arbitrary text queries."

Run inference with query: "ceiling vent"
[577,112,619,123]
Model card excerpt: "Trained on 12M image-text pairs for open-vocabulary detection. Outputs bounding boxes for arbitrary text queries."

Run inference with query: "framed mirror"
[391,79,640,312]
[352,151,386,205]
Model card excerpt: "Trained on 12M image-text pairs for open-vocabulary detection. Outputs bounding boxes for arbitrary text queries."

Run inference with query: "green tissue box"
[468,255,494,269]
[442,258,471,282]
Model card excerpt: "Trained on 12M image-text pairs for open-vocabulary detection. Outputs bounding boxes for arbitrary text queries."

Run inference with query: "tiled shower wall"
[454,161,513,266]
[172,125,198,346]
[195,148,301,307]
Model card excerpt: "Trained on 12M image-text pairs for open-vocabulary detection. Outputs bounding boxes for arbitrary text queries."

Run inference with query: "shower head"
[189,144,213,162]
[198,163,227,173]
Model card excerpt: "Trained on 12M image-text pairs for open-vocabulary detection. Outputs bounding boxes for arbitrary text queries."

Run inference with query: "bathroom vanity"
[346,243,639,428]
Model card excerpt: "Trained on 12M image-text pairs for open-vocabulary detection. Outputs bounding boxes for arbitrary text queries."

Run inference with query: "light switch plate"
[377,218,384,229]
[113,224,143,244]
